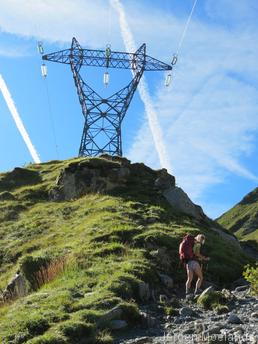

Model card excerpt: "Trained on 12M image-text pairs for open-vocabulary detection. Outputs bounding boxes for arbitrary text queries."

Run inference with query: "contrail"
[0,74,41,163]
[110,0,172,172]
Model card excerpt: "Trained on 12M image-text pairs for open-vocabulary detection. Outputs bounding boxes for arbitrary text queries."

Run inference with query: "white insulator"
[103,71,109,86]
[171,54,178,65]
[165,73,172,87]
[41,63,47,77]
[105,44,111,58]
[37,42,44,55]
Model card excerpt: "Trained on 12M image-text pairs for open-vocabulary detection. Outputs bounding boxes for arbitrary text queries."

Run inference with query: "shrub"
[119,301,141,322]
[243,263,258,296]
[26,334,66,344]
[57,320,95,342]
[197,291,226,310]
[213,304,229,314]
[163,306,178,316]
[23,316,50,336]
[95,330,113,344]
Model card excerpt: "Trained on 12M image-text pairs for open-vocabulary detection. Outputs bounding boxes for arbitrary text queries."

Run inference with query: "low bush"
[213,304,229,314]
[57,320,95,343]
[197,291,227,310]
[243,263,258,296]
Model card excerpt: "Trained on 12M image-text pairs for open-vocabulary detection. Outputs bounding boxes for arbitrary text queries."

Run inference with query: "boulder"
[2,272,27,300]
[227,313,242,324]
[210,226,241,248]
[140,311,156,328]
[231,277,249,289]
[109,320,128,330]
[158,273,174,289]
[150,248,173,272]
[179,307,198,317]
[235,285,250,292]
[163,186,205,220]
[138,281,150,302]
[96,306,123,328]
[154,169,175,190]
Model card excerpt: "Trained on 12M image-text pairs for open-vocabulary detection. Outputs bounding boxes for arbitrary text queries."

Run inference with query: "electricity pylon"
[42,37,172,157]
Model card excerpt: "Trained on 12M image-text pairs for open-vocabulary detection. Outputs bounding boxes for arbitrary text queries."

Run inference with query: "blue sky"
[0,0,257,219]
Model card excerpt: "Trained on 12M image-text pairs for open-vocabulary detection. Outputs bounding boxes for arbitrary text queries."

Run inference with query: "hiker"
[179,234,210,297]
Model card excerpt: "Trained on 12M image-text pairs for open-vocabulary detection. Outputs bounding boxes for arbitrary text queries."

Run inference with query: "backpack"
[179,234,195,263]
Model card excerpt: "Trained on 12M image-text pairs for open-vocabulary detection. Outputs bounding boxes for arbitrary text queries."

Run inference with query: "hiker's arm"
[195,252,209,261]
[193,244,209,261]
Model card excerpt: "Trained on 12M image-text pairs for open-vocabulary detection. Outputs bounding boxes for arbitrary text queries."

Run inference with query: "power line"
[176,0,198,55]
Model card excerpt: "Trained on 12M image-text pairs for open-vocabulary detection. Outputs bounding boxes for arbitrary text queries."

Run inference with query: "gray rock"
[109,319,128,330]
[198,286,214,299]
[231,277,250,289]
[3,272,27,300]
[179,306,198,317]
[210,225,241,248]
[182,328,195,335]
[235,285,250,292]
[154,169,175,190]
[194,321,206,334]
[138,281,150,301]
[203,325,223,336]
[249,333,258,344]
[159,294,169,303]
[128,337,153,344]
[174,317,184,324]
[158,273,174,289]
[163,186,205,220]
[96,305,123,328]
[228,313,243,324]
[251,312,258,318]
[140,311,156,328]
[150,248,173,272]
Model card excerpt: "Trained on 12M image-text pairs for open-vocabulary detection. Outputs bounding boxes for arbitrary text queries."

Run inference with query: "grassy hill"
[217,187,258,248]
[0,156,250,343]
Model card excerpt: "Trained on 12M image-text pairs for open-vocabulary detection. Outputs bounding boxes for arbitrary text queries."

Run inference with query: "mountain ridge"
[0,156,250,343]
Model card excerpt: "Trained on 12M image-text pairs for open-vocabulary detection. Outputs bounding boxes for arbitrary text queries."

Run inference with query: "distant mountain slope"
[0,156,249,343]
[217,187,258,244]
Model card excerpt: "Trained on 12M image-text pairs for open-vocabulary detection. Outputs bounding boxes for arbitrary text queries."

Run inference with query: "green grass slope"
[217,188,258,247]
[0,157,249,343]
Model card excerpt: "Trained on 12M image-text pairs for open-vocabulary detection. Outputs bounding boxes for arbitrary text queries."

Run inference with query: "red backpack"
[179,234,195,263]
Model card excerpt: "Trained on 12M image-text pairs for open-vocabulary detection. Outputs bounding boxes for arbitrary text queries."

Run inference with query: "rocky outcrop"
[162,186,205,220]
[210,225,241,249]
[49,157,131,201]
[49,156,206,221]
[0,167,41,192]
[1,271,27,301]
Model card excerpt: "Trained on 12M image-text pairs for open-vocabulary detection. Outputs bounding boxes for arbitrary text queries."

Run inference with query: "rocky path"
[116,287,258,344]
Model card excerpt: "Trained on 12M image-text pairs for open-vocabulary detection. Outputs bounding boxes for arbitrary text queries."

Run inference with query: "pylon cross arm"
[43,39,172,72]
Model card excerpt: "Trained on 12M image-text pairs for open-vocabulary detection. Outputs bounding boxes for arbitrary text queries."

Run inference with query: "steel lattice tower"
[42,37,172,157]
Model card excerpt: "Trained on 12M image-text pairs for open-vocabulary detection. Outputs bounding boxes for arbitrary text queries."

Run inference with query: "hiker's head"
[195,234,205,245]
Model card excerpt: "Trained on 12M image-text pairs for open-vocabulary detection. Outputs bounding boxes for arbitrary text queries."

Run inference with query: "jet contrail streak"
[0,74,41,163]
[110,0,172,172]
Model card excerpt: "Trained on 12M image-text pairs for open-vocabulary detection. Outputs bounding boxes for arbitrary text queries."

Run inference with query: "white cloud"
[0,0,119,48]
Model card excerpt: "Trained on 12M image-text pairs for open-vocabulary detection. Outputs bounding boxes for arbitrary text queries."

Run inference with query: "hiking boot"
[185,292,194,300]
[194,289,202,297]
